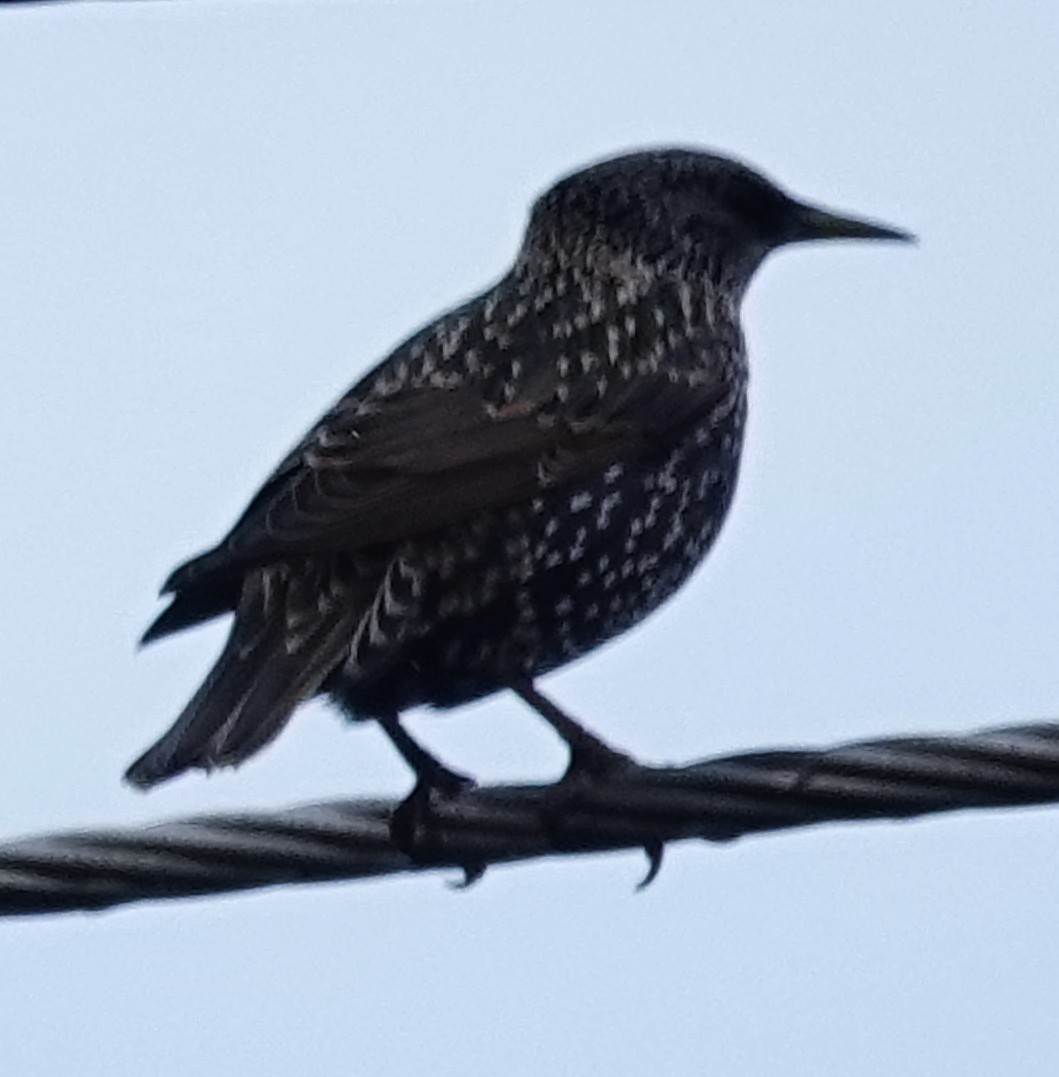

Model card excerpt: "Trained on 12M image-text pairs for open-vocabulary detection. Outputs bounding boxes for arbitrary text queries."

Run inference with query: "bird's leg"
[375,711,473,797]
[376,712,484,885]
[509,677,633,779]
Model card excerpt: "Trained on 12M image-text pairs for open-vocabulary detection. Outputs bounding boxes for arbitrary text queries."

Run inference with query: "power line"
[2,718,1058,917]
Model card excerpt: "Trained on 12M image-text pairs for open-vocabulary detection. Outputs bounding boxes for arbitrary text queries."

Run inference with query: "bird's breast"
[484,396,749,676]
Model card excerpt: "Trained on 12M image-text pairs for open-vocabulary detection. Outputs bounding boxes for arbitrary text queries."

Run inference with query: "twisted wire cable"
[2,719,1058,917]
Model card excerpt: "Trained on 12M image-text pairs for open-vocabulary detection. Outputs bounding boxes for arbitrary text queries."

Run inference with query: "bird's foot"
[389,761,485,886]
[509,680,664,888]
[390,758,473,846]
[543,764,666,890]
[537,768,664,890]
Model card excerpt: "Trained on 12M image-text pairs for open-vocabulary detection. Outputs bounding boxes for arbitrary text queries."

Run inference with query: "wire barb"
[2,719,1059,918]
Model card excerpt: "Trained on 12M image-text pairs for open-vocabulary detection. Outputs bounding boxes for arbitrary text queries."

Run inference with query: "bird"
[125,146,911,792]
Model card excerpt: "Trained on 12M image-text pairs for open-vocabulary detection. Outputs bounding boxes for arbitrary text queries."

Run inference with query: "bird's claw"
[636,841,665,891]
[447,862,488,890]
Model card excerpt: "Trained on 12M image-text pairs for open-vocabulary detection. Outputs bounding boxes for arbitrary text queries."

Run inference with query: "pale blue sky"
[1,2,1058,1075]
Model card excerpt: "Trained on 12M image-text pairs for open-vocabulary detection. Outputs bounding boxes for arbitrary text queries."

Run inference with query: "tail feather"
[203,613,357,767]
[124,632,263,788]
[126,572,357,790]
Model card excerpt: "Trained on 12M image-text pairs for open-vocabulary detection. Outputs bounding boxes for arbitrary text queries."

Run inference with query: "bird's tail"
[125,568,356,789]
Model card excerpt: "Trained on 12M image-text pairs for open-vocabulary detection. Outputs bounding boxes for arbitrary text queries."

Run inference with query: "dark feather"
[141,579,240,645]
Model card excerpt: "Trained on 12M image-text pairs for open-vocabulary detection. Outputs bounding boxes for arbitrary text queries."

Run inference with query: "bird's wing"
[164,328,739,593]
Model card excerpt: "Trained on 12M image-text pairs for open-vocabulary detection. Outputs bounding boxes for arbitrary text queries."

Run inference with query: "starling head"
[523,147,912,294]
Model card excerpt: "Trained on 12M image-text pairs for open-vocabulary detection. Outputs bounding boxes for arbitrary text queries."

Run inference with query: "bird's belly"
[348,421,743,714]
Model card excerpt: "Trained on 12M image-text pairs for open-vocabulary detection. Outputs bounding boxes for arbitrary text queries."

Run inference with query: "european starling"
[126,147,910,790]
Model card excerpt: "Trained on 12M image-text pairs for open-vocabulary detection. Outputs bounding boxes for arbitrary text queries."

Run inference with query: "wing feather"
[164,321,738,594]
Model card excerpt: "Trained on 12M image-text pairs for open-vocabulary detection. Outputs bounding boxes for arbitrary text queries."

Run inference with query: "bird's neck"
[516,247,741,336]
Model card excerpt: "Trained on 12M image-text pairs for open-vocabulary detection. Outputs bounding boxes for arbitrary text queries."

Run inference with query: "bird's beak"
[788,201,916,244]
